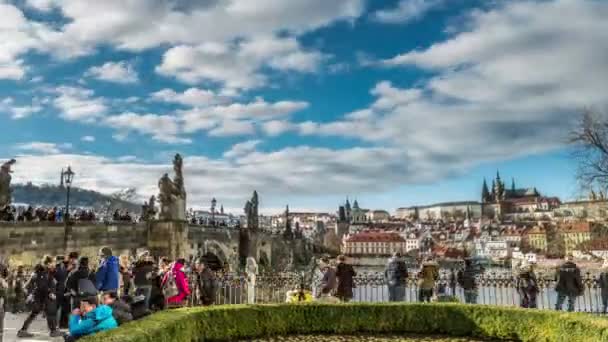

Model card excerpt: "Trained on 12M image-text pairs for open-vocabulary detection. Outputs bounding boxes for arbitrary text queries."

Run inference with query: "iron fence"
[250,271,608,314]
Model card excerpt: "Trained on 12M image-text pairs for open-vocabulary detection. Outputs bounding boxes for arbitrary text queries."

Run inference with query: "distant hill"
[11,183,141,212]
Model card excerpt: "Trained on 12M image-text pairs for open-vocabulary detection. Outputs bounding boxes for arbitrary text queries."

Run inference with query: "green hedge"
[82,303,608,342]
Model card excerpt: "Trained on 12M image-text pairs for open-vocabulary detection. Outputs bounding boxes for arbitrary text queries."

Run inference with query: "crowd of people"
[0,205,97,223]
[309,252,608,313]
[0,248,219,340]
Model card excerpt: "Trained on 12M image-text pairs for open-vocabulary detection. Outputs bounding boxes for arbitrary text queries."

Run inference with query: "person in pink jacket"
[162,258,190,307]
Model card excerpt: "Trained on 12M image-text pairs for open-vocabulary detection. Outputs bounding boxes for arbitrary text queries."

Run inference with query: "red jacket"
[162,261,190,304]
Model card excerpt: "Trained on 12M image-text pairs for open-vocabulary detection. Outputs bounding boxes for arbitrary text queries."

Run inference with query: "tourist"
[102,291,133,326]
[457,259,478,304]
[95,247,120,293]
[65,296,118,341]
[418,257,439,303]
[54,255,70,329]
[316,259,337,299]
[385,252,408,302]
[17,256,62,338]
[162,258,190,308]
[66,257,95,309]
[11,266,27,313]
[0,264,8,341]
[133,251,155,309]
[449,268,457,296]
[555,254,583,312]
[335,255,357,302]
[194,260,218,306]
[599,259,608,313]
[516,261,538,309]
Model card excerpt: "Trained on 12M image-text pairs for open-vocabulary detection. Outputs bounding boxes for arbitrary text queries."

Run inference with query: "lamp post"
[62,166,75,251]
[211,197,217,226]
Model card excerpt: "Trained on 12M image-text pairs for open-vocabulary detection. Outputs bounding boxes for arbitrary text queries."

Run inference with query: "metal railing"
[249,271,608,314]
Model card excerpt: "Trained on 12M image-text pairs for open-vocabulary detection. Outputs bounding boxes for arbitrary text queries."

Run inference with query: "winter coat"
[457,266,477,290]
[516,270,539,294]
[335,263,356,300]
[108,300,133,326]
[68,305,118,338]
[197,268,218,305]
[599,271,608,298]
[26,267,57,303]
[555,261,584,296]
[96,256,120,292]
[54,263,68,295]
[66,267,95,297]
[384,257,408,287]
[162,262,190,305]
[133,261,155,287]
[318,267,337,296]
[419,262,439,290]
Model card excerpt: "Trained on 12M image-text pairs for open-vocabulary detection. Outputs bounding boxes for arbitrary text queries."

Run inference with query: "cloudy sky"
[1,0,606,214]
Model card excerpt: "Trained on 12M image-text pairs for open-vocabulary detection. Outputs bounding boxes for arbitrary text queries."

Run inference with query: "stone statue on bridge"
[158,154,187,221]
[141,195,157,221]
[0,159,16,208]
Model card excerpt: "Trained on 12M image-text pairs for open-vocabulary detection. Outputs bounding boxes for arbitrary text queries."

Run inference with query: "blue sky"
[0,0,606,214]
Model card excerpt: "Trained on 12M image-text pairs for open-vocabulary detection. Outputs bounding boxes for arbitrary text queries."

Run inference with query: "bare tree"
[570,109,608,191]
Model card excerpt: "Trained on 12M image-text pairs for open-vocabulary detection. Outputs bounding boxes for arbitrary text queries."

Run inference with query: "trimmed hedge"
[81,303,608,342]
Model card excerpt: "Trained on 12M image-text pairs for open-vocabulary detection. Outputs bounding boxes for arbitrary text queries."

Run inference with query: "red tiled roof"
[560,222,592,234]
[345,230,406,243]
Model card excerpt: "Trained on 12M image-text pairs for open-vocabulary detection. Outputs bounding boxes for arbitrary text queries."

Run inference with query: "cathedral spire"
[482,178,490,202]
[511,178,516,193]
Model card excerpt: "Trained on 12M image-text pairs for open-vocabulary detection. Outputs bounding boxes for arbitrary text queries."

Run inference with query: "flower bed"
[81,303,608,342]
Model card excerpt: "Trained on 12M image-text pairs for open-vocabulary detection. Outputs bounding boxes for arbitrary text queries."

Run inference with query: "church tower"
[481,178,490,203]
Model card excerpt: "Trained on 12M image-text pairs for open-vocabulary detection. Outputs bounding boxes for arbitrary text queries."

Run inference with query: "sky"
[0,0,606,214]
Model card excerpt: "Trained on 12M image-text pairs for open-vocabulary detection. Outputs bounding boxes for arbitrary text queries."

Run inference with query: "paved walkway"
[1,313,63,342]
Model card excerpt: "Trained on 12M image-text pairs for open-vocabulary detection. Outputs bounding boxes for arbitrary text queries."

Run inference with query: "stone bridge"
[0,222,318,271]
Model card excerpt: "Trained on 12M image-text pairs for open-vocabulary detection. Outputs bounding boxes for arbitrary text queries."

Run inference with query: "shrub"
[81,303,608,342]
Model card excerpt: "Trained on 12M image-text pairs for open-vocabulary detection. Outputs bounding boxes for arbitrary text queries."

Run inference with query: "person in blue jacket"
[95,247,119,292]
[65,296,117,341]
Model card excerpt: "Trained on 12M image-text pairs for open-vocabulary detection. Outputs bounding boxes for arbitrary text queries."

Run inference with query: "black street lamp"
[62,166,75,251]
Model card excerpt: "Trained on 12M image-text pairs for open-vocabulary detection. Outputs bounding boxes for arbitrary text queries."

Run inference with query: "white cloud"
[224,140,262,158]
[38,0,363,53]
[15,142,71,154]
[81,135,96,142]
[0,97,42,119]
[208,120,255,137]
[300,0,608,176]
[53,86,107,122]
[179,97,308,136]
[86,61,139,84]
[262,120,293,136]
[156,36,326,90]
[104,112,191,144]
[5,145,419,210]
[373,0,442,24]
[151,88,226,107]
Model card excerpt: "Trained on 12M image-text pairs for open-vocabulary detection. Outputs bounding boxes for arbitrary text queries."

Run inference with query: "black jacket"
[66,266,95,296]
[109,300,133,325]
[457,267,477,290]
[197,268,218,305]
[133,261,155,287]
[26,267,56,303]
[54,263,68,295]
[555,261,583,296]
[335,263,356,299]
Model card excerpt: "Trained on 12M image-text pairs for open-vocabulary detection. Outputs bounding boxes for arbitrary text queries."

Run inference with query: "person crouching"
[64,296,117,341]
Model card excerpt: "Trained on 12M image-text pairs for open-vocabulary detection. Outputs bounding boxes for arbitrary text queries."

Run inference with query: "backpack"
[162,271,179,298]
